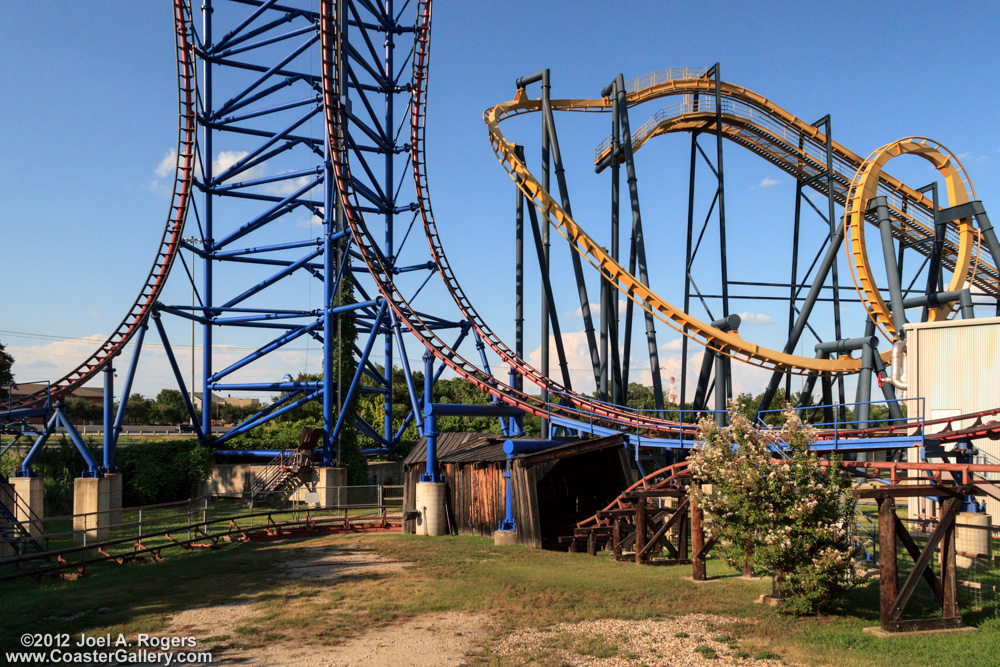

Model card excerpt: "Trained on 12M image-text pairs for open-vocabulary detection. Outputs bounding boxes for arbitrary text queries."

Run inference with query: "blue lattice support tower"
[151,0,464,462]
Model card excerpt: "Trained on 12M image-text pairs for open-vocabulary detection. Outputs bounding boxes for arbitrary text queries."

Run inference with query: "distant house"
[402,433,632,549]
[192,393,260,411]
[7,383,104,424]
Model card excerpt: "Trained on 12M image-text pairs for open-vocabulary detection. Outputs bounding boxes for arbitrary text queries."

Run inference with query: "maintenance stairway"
[241,428,322,505]
[0,482,45,557]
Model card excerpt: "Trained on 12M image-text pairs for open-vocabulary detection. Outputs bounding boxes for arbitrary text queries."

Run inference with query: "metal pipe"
[102,362,115,471]
[514,145,525,394]
[814,336,879,354]
[201,0,215,443]
[56,408,100,474]
[889,339,907,393]
[391,311,423,438]
[539,71,601,388]
[525,200,573,389]
[215,449,296,458]
[902,289,973,319]
[152,312,205,440]
[20,412,59,476]
[871,350,905,421]
[615,73,663,411]
[758,219,846,413]
[871,196,907,336]
[854,321,877,429]
[421,351,439,482]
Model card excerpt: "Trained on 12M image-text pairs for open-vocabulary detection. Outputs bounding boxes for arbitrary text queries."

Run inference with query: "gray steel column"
[540,76,601,389]
[514,145,526,393]
[758,219,846,414]
[871,196,907,336]
[615,73,663,411]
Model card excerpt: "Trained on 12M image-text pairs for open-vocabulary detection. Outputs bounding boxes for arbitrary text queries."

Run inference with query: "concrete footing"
[11,477,44,537]
[73,474,122,544]
[863,625,977,638]
[415,481,447,536]
[493,529,518,546]
[0,481,15,558]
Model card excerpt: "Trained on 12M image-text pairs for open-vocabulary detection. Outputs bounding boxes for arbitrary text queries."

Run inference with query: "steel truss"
[146,0,461,462]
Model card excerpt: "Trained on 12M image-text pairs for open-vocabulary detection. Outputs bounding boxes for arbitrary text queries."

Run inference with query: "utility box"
[905,316,1000,523]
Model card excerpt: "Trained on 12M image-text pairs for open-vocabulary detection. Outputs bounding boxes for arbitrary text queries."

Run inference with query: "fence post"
[138,508,143,540]
[204,497,208,524]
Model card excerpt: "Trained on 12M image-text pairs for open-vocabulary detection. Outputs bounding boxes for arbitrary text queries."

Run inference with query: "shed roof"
[403,432,625,467]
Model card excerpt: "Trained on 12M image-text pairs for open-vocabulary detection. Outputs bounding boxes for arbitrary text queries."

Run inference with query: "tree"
[0,340,13,398]
[123,393,154,424]
[690,405,858,614]
[64,396,102,424]
[153,388,188,425]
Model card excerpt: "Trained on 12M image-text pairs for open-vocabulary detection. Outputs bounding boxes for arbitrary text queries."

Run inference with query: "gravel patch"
[492,614,788,666]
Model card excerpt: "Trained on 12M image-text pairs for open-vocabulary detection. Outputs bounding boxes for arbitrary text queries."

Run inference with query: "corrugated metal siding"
[907,317,1000,519]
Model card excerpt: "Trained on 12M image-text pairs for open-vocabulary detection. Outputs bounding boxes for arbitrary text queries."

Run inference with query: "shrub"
[690,405,858,614]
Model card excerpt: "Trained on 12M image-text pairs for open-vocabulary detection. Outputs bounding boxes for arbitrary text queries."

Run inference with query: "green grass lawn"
[2,533,998,665]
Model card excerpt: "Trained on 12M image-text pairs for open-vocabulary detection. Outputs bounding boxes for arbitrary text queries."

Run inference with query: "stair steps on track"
[0,484,46,558]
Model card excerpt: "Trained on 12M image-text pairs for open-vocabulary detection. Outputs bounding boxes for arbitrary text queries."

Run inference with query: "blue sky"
[2,1,999,401]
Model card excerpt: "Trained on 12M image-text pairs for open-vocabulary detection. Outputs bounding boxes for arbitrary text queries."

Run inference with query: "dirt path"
[162,543,488,666]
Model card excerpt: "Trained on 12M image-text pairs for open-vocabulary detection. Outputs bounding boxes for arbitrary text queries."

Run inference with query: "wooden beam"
[878,497,898,630]
[855,484,973,499]
[694,536,717,561]
[893,515,943,602]
[691,495,706,580]
[889,496,961,622]
[941,506,958,619]
[635,499,647,565]
[623,488,686,500]
[678,506,689,560]
[637,498,690,561]
[612,517,623,558]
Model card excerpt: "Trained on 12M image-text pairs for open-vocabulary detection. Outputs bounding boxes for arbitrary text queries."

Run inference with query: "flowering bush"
[689,405,858,614]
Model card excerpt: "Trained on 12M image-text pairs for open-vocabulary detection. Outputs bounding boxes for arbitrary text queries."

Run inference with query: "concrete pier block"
[415,481,447,536]
[11,477,44,537]
[73,474,122,544]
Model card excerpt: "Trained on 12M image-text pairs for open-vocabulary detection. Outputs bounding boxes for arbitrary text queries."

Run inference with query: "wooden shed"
[402,433,632,548]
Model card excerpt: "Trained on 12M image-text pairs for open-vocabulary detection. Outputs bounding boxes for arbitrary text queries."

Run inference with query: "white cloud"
[565,298,630,319]
[659,338,685,352]
[737,311,776,326]
[759,176,780,188]
[155,149,177,178]
[527,330,600,394]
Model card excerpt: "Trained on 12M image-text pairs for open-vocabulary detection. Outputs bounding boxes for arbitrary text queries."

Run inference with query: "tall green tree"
[0,340,13,399]
[153,388,188,424]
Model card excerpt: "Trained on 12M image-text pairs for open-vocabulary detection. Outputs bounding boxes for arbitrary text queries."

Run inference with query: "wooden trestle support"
[562,462,716,574]
[862,483,967,633]
[564,459,1000,633]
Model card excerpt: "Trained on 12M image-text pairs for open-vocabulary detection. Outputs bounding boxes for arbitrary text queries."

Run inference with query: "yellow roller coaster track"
[844,137,976,341]
[485,70,998,375]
